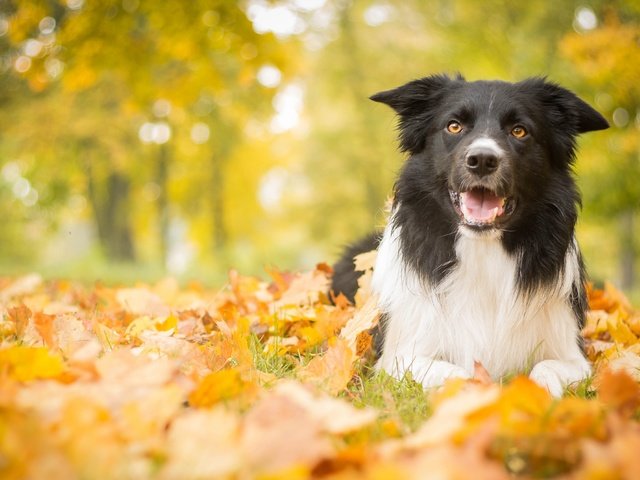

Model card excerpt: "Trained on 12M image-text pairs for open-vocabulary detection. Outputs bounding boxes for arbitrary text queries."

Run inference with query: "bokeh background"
[0,0,638,298]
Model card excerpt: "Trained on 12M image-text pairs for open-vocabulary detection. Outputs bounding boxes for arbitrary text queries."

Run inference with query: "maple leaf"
[596,368,640,416]
[297,337,355,394]
[6,304,31,339]
[0,345,65,381]
[188,369,258,407]
[339,295,379,354]
[162,408,242,478]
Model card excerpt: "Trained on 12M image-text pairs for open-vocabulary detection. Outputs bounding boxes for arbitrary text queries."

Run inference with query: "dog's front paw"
[529,359,591,397]
[411,359,471,389]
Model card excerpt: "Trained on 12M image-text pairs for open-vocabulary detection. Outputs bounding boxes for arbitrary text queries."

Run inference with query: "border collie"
[331,74,608,396]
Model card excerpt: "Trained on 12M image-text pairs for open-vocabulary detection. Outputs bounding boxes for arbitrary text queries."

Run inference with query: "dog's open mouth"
[449,188,515,227]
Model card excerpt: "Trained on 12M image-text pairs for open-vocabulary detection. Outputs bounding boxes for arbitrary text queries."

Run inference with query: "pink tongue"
[460,190,504,222]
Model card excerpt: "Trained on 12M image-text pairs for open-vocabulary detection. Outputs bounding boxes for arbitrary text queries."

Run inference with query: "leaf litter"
[0,264,639,479]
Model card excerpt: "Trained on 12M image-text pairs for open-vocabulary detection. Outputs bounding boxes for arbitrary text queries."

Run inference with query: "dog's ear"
[370,74,456,116]
[533,79,609,134]
[370,74,459,152]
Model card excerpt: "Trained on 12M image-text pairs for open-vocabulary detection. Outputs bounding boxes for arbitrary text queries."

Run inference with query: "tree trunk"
[620,210,636,290]
[211,152,227,252]
[84,145,136,261]
[156,143,169,266]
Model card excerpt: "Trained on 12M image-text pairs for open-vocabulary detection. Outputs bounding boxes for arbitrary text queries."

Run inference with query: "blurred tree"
[561,9,640,290]
[2,0,298,268]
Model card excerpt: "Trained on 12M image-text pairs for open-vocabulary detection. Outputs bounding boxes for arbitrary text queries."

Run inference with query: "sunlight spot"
[24,39,43,57]
[190,123,210,144]
[139,122,172,144]
[153,99,172,118]
[14,56,32,73]
[258,167,288,212]
[66,0,84,10]
[12,177,31,199]
[2,162,21,182]
[66,0,84,11]
[39,17,56,35]
[246,1,306,37]
[45,58,64,79]
[292,0,326,11]
[257,64,282,88]
[363,3,394,26]
[613,107,629,128]
[574,6,597,32]
[270,84,304,134]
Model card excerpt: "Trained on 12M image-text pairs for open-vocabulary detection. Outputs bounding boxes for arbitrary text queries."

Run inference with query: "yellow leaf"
[188,369,257,407]
[125,316,157,337]
[0,346,64,381]
[607,311,637,346]
[497,376,553,435]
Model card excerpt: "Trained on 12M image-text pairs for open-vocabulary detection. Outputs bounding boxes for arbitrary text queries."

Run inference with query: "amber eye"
[511,125,527,139]
[447,121,463,134]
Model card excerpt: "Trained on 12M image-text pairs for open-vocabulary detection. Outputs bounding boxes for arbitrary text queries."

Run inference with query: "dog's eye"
[447,121,463,134]
[511,126,527,139]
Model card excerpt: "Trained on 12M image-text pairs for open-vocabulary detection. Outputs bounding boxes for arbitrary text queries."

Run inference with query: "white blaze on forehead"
[466,137,504,156]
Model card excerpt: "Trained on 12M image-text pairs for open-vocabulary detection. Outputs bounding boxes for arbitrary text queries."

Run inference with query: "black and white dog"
[331,74,608,396]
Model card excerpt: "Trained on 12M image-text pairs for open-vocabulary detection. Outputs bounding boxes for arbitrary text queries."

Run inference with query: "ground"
[1,260,640,479]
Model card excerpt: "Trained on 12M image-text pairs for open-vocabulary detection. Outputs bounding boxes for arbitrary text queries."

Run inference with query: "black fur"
[331,74,608,334]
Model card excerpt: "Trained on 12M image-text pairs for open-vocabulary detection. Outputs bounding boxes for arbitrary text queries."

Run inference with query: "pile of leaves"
[1,259,640,479]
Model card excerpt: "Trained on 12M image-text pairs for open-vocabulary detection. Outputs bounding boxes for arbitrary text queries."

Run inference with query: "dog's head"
[371,75,608,234]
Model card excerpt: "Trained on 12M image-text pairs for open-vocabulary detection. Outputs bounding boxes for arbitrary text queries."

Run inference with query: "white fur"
[466,136,504,156]
[371,210,590,396]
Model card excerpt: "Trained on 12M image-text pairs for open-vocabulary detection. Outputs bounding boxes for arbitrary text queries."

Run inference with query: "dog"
[331,74,608,396]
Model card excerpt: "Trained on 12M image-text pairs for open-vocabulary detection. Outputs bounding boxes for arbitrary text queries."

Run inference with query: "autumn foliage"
[1,265,640,479]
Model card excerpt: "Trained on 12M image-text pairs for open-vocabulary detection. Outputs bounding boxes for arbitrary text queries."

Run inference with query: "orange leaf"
[33,312,57,348]
[596,368,640,417]
[298,338,355,394]
[188,369,257,408]
[6,304,31,338]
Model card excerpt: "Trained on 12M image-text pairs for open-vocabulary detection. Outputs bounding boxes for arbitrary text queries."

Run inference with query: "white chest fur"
[371,216,588,393]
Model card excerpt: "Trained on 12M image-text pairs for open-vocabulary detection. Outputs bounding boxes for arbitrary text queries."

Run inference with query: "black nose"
[465,149,499,177]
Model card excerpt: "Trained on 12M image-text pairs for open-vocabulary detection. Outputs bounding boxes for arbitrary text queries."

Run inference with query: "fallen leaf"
[161,408,242,479]
[596,368,640,416]
[339,295,379,353]
[297,337,355,394]
[0,346,65,381]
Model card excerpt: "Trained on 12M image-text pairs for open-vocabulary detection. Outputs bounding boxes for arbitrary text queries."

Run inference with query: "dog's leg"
[529,356,591,397]
[377,355,471,388]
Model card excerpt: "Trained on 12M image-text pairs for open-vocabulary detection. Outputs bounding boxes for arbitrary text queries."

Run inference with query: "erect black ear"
[370,74,459,116]
[530,78,609,134]
[370,74,461,152]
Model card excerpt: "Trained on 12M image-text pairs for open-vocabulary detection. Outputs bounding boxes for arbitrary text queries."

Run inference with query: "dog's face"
[371,75,608,234]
